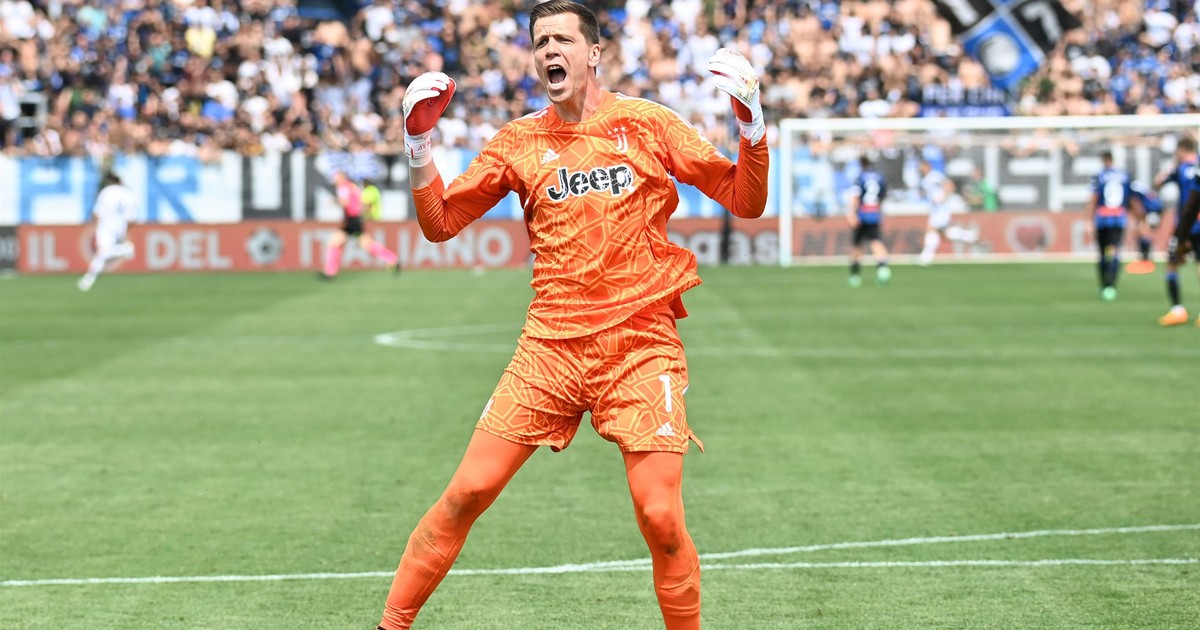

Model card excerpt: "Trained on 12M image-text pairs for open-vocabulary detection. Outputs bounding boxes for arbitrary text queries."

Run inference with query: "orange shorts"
[477,306,702,454]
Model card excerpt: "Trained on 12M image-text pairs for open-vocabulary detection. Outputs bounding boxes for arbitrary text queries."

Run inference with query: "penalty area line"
[372,327,1200,360]
[4,523,1198,587]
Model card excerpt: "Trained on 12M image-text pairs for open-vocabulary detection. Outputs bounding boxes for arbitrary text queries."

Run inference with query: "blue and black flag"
[933,0,1082,90]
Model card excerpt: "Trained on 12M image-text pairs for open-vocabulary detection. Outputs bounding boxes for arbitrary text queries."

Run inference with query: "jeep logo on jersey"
[546,165,635,201]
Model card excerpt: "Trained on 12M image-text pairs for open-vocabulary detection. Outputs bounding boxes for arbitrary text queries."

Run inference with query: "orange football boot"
[1159,307,1189,327]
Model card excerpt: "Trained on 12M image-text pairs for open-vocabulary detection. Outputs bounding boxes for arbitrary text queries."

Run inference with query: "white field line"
[7,331,1195,360]
[493,523,1200,571]
[372,327,1200,360]
[696,522,1200,562]
[4,559,1195,587]
[4,524,1197,588]
[458,558,1200,574]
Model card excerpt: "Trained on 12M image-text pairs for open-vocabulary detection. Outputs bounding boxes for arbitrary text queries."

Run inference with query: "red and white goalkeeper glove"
[402,72,456,167]
[708,48,764,146]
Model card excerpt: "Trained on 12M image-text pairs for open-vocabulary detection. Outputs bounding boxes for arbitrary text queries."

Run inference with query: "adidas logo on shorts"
[655,422,675,437]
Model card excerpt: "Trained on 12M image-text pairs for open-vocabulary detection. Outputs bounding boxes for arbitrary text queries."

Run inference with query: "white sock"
[84,254,108,282]
[920,231,940,265]
[945,226,976,243]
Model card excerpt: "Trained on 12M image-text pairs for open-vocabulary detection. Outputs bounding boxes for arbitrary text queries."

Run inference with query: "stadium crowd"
[0,0,1198,159]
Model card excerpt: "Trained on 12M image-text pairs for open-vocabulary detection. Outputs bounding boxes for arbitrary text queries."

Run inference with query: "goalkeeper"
[377,1,769,628]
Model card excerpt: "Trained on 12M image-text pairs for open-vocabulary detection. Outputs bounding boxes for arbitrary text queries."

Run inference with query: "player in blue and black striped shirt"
[846,156,892,287]
[1157,139,1200,327]
[1087,152,1144,301]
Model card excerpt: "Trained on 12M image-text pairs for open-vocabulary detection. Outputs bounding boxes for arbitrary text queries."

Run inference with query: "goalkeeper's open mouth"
[546,64,567,87]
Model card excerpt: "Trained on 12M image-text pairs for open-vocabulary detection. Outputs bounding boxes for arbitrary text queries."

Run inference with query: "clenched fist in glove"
[402,72,457,167]
[708,48,764,146]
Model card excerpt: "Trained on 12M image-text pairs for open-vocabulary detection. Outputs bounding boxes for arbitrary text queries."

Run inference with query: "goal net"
[775,115,1200,266]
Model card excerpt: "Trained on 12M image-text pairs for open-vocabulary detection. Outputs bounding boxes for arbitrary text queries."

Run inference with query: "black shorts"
[341,215,364,236]
[853,223,881,245]
[1096,226,1124,256]
[1180,232,1200,263]
[1167,232,1200,265]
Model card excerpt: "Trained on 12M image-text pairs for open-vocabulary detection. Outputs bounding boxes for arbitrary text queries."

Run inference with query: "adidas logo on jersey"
[546,165,635,202]
[655,422,675,437]
[540,148,560,165]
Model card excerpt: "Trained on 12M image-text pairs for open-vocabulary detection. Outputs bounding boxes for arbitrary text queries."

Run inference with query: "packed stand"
[0,0,1198,158]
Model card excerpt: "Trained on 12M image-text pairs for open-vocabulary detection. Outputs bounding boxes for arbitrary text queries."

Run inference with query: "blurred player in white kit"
[917,158,977,265]
[77,171,138,291]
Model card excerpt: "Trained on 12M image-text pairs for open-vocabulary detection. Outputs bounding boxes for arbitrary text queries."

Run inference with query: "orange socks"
[380,439,699,629]
[654,532,701,629]
[378,505,471,630]
[378,431,536,630]
[625,451,701,629]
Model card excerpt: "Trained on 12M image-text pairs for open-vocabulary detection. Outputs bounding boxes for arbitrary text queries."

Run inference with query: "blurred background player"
[362,178,399,273]
[917,158,977,266]
[377,2,769,628]
[846,156,891,287]
[1087,151,1143,301]
[1126,181,1163,275]
[319,171,399,279]
[1168,171,1200,327]
[963,166,999,213]
[362,179,383,221]
[77,171,137,292]
[1154,138,1200,325]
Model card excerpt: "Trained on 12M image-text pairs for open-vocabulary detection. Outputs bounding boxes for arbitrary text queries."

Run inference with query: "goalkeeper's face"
[531,13,601,105]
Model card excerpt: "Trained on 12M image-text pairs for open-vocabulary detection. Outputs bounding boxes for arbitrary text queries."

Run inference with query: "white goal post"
[776,114,1200,266]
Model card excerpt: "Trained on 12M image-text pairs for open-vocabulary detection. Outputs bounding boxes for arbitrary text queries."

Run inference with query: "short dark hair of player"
[1179,137,1197,153]
[529,0,600,46]
[102,171,121,186]
[1101,151,1113,163]
[859,156,871,169]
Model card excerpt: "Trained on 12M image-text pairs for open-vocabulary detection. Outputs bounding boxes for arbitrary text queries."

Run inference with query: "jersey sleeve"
[412,127,522,242]
[90,190,108,220]
[927,175,947,204]
[651,104,768,219]
[122,191,138,222]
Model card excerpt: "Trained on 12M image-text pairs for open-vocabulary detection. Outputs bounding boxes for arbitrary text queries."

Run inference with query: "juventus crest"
[608,126,629,153]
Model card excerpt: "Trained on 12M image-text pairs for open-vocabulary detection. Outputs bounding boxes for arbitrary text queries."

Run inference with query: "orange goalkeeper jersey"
[413,90,769,339]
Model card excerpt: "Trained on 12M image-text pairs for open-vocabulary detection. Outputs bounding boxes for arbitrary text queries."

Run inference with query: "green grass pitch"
[1,263,1197,629]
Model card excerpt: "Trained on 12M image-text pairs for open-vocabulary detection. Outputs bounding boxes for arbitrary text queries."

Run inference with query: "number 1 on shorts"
[659,374,672,413]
